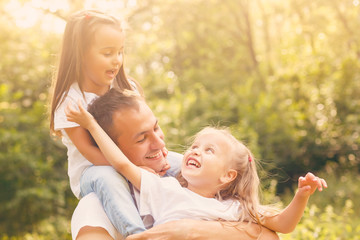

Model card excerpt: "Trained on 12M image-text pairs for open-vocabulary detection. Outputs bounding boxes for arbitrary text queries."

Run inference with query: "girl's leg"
[80,166,146,237]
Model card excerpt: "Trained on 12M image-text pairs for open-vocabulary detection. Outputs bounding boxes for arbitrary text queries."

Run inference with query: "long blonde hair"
[49,10,138,136]
[178,127,265,224]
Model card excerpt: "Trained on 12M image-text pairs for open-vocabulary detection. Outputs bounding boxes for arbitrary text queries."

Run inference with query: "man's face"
[113,100,167,172]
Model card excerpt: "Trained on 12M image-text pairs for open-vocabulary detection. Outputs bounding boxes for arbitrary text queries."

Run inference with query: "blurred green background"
[0,0,359,239]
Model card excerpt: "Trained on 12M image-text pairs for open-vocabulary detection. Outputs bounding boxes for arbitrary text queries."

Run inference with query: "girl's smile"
[181,131,234,197]
[185,157,201,168]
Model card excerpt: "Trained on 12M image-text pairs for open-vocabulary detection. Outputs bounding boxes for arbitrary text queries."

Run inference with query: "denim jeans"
[80,151,183,237]
[80,165,145,237]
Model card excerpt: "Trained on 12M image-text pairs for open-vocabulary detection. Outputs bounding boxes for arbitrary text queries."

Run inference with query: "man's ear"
[220,169,237,185]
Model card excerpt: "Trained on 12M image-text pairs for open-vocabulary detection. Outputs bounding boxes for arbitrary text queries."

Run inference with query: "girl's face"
[82,25,124,95]
[181,131,234,196]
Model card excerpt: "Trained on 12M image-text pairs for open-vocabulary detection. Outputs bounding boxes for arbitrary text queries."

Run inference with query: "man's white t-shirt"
[137,169,241,226]
[54,82,99,198]
[71,151,183,240]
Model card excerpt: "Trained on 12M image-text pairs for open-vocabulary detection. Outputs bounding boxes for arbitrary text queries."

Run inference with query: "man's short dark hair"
[88,88,143,141]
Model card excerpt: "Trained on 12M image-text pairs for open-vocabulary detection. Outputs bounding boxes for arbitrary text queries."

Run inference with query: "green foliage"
[127,0,360,190]
[0,10,74,239]
[280,201,360,240]
[279,165,360,239]
[282,164,360,215]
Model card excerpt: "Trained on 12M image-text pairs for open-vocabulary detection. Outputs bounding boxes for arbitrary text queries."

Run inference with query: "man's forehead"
[113,102,156,137]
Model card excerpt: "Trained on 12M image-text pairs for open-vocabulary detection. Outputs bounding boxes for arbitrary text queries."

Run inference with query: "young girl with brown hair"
[49,10,169,238]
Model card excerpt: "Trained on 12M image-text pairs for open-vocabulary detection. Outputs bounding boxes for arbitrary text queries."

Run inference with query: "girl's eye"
[104,52,112,57]
[206,148,214,153]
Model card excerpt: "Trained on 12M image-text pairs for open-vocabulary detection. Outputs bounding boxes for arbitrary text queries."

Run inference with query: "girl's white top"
[137,169,242,226]
[54,83,99,198]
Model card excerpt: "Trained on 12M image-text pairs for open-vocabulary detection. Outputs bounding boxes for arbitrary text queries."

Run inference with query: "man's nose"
[150,133,165,150]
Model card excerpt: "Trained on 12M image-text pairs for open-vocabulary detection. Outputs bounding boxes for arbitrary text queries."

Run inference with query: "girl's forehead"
[195,131,232,147]
[196,130,222,139]
[90,25,124,48]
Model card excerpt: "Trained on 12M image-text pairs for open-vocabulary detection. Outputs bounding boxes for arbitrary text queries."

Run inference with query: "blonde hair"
[49,10,140,136]
[178,127,266,224]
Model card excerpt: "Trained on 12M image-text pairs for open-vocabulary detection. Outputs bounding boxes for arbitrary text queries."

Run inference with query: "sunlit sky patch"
[5,0,137,33]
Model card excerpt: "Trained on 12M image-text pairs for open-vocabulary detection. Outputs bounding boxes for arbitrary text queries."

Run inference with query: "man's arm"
[125,219,279,240]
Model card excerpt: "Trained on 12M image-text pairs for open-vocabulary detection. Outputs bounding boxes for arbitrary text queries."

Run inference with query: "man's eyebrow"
[100,46,124,51]
[133,119,158,139]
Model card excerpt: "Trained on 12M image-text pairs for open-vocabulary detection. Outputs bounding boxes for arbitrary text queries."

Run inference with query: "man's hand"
[125,220,191,240]
[125,219,279,240]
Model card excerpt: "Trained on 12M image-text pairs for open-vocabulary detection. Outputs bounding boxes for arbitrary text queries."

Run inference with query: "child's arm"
[66,102,142,190]
[64,126,110,165]
[262,172,327,233]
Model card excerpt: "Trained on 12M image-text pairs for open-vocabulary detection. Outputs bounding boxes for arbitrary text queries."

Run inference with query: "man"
[72,89,279,240]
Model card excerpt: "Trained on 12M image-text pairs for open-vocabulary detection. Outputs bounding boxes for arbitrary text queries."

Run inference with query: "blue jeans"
[80,151,183,237]
[80,166,145,237]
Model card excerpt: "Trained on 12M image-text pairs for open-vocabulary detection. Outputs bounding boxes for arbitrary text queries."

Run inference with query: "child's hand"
[157,147,170,176]
[65,100,95,129]
[140,148,170,177]
[297,172,327,197]
[139,163,170,177]
[158,161,170,177]
[161,147,169,159]
[139,166,158,175]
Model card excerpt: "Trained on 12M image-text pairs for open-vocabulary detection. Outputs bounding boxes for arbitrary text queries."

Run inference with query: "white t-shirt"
[71,151,183,240]
[137,169,241,226]
[54,82,99,198]
[71,192,124,240]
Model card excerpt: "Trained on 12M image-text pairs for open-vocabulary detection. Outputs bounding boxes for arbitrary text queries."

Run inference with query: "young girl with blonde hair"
[49,9,171,238]
[66,98,328,237]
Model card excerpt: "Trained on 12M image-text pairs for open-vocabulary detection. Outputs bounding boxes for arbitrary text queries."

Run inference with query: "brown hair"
[88,88,144,142]
[49,10,141,137]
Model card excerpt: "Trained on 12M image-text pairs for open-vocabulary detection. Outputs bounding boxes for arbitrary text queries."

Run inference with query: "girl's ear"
[220,169,237,184]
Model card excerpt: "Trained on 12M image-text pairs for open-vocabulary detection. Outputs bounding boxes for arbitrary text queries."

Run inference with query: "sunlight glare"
[5,0,68,32]
[5,0,40,28]
[5,0,136,33]
[84,0,125,13]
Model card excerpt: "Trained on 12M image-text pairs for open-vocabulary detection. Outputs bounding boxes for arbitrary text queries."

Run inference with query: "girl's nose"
[192,148,200,155]
[113,52,123,66]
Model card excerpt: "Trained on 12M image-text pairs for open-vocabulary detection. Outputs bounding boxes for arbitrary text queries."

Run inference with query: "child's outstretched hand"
[65,100,95,130]
[297,172,327,197]
[158,147,171,176]
[140,147,171,176]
